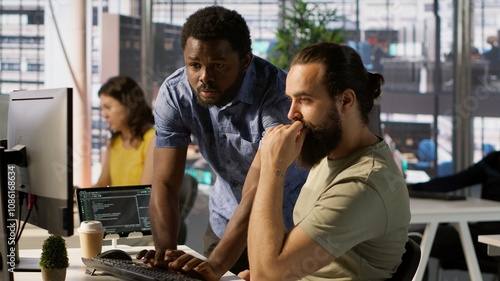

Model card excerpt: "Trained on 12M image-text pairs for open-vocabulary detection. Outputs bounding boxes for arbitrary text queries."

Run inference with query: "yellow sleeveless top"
[109,128,155,186]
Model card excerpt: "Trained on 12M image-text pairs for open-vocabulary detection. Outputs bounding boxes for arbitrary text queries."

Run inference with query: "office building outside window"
[1,0,500,184]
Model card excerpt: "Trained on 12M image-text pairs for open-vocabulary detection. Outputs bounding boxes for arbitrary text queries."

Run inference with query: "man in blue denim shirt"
[138,5,308,280]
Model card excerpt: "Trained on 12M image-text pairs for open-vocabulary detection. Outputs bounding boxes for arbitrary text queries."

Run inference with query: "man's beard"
[297,107,343,168]
[194,70,245,108]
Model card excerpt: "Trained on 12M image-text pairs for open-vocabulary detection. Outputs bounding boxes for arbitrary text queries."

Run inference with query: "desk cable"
[15,193,37,244]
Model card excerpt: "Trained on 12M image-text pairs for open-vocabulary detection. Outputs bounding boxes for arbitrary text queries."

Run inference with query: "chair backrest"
[388,238,421,281]
[188,158,216,186]
[179,173,198,220]
[417,139,436,162]
[437,161,454,177]
[177,173,198,245]
[483,143,496,156]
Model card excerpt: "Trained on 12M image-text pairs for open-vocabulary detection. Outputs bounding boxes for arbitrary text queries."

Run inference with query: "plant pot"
[41,268,67,281]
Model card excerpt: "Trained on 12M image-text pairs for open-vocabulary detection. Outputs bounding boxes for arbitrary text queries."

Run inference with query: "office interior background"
[0,0,499,188]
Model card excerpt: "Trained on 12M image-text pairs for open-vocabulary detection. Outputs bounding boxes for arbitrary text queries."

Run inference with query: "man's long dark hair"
[291,42,384,124]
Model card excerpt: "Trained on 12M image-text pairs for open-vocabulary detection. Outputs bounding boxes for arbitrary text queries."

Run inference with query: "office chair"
[416,139,436,165]
[188,158,216,186]
[437,161,454,177]
[177,173,198,245]
[388,237,421,281]
[411,226,500,280]
[483,143,496,156]
[408,139,436,175]
[436,255,500,280]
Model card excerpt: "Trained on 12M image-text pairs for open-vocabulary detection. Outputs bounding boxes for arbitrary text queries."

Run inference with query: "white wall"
[0,94,9,140]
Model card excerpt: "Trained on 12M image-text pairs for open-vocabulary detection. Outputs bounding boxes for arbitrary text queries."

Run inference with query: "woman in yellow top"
[94,75,155,186]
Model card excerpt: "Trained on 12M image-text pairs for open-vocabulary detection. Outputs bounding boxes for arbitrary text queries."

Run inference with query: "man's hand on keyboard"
[137,249,216,280]
[136,249,170,268]
[165,250,222,281]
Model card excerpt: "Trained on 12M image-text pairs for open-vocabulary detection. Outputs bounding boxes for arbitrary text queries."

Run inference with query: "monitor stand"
[13,230,41,272]
[15,257,41,272]
[103,232,147,255]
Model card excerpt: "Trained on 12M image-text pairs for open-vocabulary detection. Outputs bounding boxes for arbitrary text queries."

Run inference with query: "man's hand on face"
[261,121,308,171]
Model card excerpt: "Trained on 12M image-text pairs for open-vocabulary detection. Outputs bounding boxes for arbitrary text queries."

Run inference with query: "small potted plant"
[39,235,69,281]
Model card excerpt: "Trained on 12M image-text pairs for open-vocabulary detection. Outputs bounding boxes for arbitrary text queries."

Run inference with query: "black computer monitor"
[75,185,152,247]
[0,88,74,275]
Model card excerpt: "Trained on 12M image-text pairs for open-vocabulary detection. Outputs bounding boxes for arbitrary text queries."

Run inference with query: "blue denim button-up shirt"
[154,56,309,238]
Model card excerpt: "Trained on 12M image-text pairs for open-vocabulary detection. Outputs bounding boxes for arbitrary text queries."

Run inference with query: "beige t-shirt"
[293,140,410,280]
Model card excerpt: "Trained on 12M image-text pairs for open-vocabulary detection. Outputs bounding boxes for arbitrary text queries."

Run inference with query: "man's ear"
[339,89,356,113]
[242,52,253,70]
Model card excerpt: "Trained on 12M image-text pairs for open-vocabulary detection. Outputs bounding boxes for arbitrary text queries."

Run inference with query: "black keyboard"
[82,257,204,281]
[408,190,466,201]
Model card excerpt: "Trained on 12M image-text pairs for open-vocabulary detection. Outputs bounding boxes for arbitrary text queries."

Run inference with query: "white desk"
[410,197,500,281]
[405,169,431,184]
[14,245,242,280]
[478,234,500,256]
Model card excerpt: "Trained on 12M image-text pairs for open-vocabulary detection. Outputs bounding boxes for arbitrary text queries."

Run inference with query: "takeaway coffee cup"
[78,221,105,258]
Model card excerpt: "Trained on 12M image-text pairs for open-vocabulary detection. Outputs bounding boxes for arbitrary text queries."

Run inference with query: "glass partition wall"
[0,0,499,184]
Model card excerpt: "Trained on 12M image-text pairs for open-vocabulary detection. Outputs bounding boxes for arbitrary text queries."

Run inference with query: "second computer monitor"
[7,88,74,237]
[75,185,152,239]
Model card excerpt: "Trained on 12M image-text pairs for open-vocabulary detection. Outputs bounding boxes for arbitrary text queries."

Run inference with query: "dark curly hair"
[180,5,252,58]
[291,42,384,124]
[98,76,154,144]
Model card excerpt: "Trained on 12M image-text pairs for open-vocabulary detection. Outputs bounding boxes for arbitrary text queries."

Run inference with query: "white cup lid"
[78,220,105,233]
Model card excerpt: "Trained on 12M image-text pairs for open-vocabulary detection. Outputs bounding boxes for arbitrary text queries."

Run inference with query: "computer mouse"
[95,249,133,261]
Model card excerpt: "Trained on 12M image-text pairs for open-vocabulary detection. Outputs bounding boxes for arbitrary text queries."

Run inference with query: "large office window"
[1,0,499,184]
[0,1,44,94]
